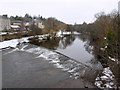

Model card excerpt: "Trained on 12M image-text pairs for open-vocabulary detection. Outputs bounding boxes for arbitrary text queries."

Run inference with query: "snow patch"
[0,39,20,49]
[3,48,19,55]
[0,37,29,49]
[104,37,107,40]
[0,32,7,35]
[100,48,105,51]
[108,56,118,62]
[104,46,107,49]
[56,30,77,37]
[73,32,80,35]
[95,67,117,89]
[20,45,28,51]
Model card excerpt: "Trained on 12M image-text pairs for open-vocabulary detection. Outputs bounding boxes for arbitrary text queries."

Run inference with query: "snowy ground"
[0,37,29,49]
[95,67,117,89]
[56,30,80,37]
[0,32,18,35]
[0,34,50,49]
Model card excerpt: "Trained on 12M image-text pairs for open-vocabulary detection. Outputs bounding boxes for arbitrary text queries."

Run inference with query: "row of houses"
[0,15,44,31]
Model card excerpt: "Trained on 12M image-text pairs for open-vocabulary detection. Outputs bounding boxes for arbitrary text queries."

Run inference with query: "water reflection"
[38,37,60,50]
[56,36,93,65]
[38,33,102,69]
[58,35,76,49]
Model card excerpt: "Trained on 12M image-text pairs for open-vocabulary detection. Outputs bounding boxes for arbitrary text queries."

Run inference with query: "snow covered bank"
[0,34,50,49]
[56,30,80,37]
[0,32,18,35]
[0,31,80,49]
[0,32,7,35]
[95,67,117,89]
[0,39,19,49]
[0,37,29,49]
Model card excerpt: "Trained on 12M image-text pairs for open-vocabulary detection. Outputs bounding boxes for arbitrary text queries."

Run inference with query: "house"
[11,20,22,26]
[32,19,44,29]
[23,22,32,30]
[10,20,22,31]
[0,15,11,31]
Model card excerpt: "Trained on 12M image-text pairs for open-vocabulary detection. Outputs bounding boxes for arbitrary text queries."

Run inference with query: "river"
[36,33,102,70]
[29,32,118,88]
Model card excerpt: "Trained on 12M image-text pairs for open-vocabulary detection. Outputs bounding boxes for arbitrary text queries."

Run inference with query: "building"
[32,19,44,29]
[0,15,11,31]
[118,1,120,14]
[23,22,32,30]
[37,22,44,29]
[12,21,22,26]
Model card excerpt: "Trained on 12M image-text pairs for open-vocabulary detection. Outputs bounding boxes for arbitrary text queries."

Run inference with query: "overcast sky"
[0,0,119,24]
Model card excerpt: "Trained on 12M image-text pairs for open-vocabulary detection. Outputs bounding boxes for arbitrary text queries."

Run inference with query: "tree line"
[75,10,120,86]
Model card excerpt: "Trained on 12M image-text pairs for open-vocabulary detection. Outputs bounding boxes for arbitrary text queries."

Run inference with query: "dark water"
[38,33,102,69]
[56,36,93,65]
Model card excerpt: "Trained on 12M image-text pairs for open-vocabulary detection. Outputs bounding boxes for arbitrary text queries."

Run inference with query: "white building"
[0,15,11,31]
[37,22,44,29]
[33,19,44,29]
